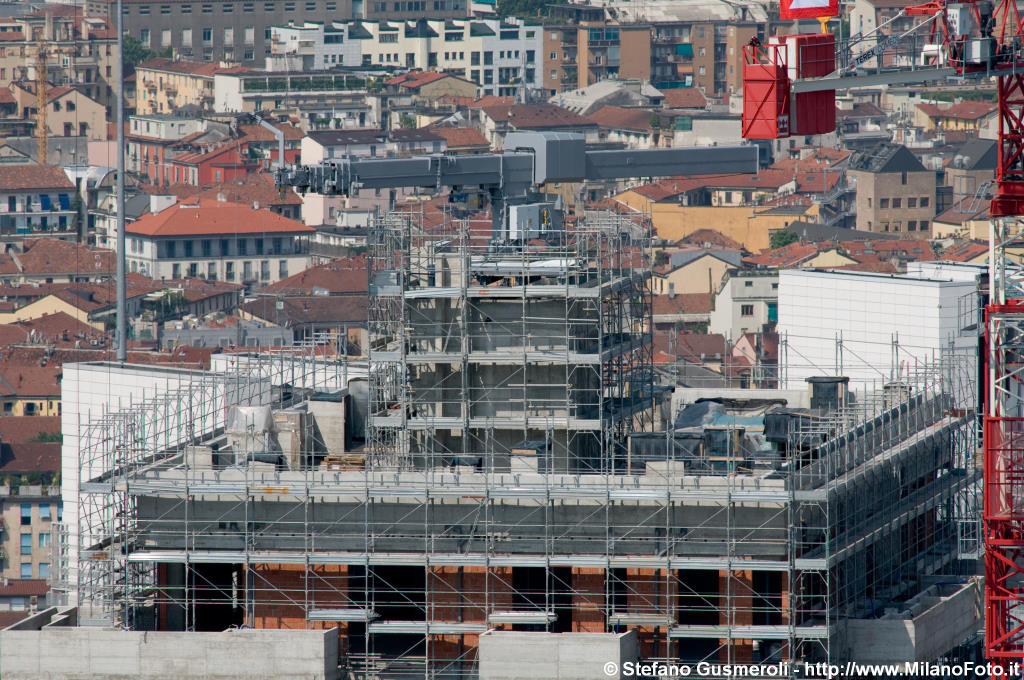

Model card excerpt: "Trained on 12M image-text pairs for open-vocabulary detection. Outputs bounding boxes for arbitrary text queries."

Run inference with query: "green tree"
[398,114,417,130]
[123,35,155,69]
[495,0,547,20]
[769,229,799,249]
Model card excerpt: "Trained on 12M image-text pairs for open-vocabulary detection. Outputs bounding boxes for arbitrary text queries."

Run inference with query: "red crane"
[743,0,1024,664]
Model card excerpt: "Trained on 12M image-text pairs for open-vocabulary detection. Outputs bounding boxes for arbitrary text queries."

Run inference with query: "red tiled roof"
[653,331,729,361]
[430,126,489,149]
[587,105,656,133]
[479,104,595,130]
[795,172,841,194]
[662,88,707,109]
[136,57,223,77]
[261,256,368,295]
[242,295,367,325]
[745,242,821,268]
[127,199,314,237]
[15,239,115,277]
[0,165,73,191]
[197,173,302,207]
[841,238,935,260]
[0,441,60,475]
[0,580,49,597]
[0,416,61,444]
[938,240,988,262]
[652,293,713,315]
[385,70,451,89]
[16,311,106,346]
[238,123,304,142]
[678,229,744,250]
[917,100,997,121]
[0,365,61,398]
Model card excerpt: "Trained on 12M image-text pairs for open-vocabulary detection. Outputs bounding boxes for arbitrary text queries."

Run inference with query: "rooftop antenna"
[116,0,127,361]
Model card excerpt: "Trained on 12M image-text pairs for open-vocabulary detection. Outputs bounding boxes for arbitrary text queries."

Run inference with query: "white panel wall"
[777,269,977,392]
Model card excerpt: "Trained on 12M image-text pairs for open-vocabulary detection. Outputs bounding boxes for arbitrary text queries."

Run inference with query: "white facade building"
[777,269,978,392]
[267,22,363,71]
[708,270,778,340]
[267,18,543,96]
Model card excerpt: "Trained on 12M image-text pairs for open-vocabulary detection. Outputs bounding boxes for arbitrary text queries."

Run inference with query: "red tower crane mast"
[743,0,1024,665]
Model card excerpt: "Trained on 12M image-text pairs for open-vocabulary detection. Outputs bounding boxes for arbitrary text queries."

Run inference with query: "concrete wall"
[0,628,339,680]
[479,630,638,680]
[840,580,981,664]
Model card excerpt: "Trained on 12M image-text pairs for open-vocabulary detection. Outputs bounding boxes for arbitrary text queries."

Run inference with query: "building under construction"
[61,206,983,678]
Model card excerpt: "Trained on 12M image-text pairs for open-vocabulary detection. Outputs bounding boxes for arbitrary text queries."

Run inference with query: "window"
[261,260,271,281]
[188,263,198,277]
[224,27,234,44]
[20,503,31,525]
[238,239,247,255]
[279,260,288,279]
[920,196,929,207]
[226,261,235,281]
[201,2,212,11]
[140,28,151,46]
[160,3,170,12]
[744,280,753,287]
[39,504,50,521]
[901,171,907,184]
[484,51,493,65]
[740,304,754,316]
[882,221,890,232]
[220,238,230,255]
[39,532,50,547]
[184,240,194,257]
[38,563,49,579]
[172,263,181,278]
[21,533,32,555]
[208,263,216,279]
[892,197,902,208]
[202,27,213,43]
[920,220,929,231]
[879,198,889,209]
[255,238,265,255]
[908,220,917,231]
[181,3,192,11]
[243,261,253,280]
[20,563,31,579]
[526,50,535,63]
[908,197,917,208]
[867,197,872,207]
[139,4,150,13]
[183,28,192,45]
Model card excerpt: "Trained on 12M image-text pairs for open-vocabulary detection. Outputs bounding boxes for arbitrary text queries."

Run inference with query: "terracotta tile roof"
[0,441,60,475]
[15,239,115,277]
[938,240,988,262]
[154,277,244,303]
[0,415,61,443]
[829,259,901,273]
[0,324,29,345]
[0,165,74,191]
[385,70,450,89]
[261,256,368,295]
[127,199,314,237]
[840,238,935,260]
[16,311,107,346]
[136,57,222,77]
[430,126,490,149]
[678,229,744,250]
[745,242,821,268]
[653,331,728,361]
[0,580,50,597]
[652,293,713,315]
[934,197,988,225]
[0,365,61,398]
[917,100,997,121]
[795,171,841,194]
[139,182,203,198]
[238,123,304,142]
[587,105,655,133]
[197,173,302,207]
[243,295,367,325]
[662,88,707,109]
[838,102,885,117]
[480,104,595,130]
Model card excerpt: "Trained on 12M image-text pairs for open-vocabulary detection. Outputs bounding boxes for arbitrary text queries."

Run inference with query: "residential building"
[383,71,479,102]
[848,142,937,235]
[0,365,62,417]
[708,269,778,339]
[126,113,207,184]
[196,174,304,221]
[914,100,998,134]
[133,58,235,115]
[0,580,49,612]
[944,138,997,203]
[653,247,742,296]
[5,239,116,285]
[7,84,107,141]
[124,199,314,288]
[267,21,362,71]
[0,9,117,112]
[576,23,653,90]
[103,0,473,66]
[470,103,598,148]
[353,18,543,98]
[0,166,78,244]
[212,71,379,127]
[241,295,368,349]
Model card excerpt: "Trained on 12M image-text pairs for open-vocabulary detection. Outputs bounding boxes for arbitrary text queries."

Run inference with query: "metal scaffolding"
[64,209,982,679]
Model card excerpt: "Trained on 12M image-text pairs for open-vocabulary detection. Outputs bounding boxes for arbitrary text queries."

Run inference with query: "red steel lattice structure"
[741,0,1024,663]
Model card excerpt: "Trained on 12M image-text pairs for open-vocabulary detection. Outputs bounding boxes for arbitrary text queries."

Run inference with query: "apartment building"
[708,269,778,339]
[0,10,117,112]
[353,18,543,97]
[542,1,765,96]
[133,58,253,115]
[125,199,314,288]
[90,0,469,66]
[8,84,107,141]
[0,166,78,243]
[267,22,363,70]
[126,113,206,183]
[2,491,60,581]
[849,142,937,235]
[213,71,380,127]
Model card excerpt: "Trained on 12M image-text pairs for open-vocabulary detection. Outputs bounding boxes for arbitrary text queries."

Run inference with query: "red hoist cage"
[743,0,1024,665]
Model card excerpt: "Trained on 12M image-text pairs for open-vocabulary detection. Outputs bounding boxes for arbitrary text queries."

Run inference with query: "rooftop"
[126,200,315,237]
[0,165,75,191]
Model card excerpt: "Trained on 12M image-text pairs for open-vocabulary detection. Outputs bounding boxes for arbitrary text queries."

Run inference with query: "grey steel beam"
[791,67,958,93]
[584,146,757,180]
